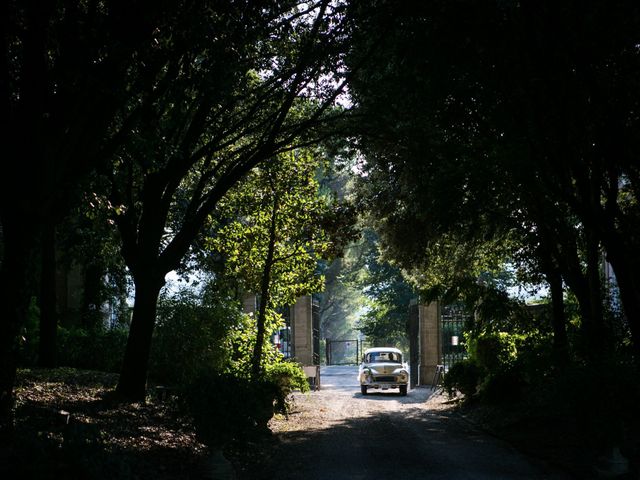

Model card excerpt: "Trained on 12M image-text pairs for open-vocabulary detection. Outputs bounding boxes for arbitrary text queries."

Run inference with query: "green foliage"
[347,0,640,369]
[208,148,347,375]
[224,308,286,378]
[149,289,240,387]
[264,360,310,414]
[97,1,351,398]
[317,256,366,344]
[443,359,482,398]
[177,290,309,445]
[313,161,366,344]
[184,359,309,449]
[477,367,526,405]
[209,149,334,309]
[56,327,128,373]
[348,228,414,349]
[17,297,41,366]
[183,373,278,449]
[460,329,544,403]
[467,331,519,373]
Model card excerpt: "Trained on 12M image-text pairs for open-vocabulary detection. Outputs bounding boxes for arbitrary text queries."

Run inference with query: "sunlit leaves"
[209,148,333,309]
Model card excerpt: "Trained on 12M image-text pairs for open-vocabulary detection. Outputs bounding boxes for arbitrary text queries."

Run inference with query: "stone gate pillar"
[418,302,441,386]
[408,300,420,388]
[291,295,314,366]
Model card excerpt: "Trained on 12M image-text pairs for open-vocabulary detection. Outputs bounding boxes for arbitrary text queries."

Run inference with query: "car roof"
[363,347,403,354]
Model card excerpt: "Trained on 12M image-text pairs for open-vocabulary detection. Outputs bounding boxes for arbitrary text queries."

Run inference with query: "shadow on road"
[243,403,574,480]
[234,366,583,480]
[352,388,436,405]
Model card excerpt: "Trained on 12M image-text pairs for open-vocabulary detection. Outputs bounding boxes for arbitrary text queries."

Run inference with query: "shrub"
[183,360,309,449]
[182,373,279,449]
[149,292,239,387]
[17,297,41,366]
[478,367,526,404]
[443,358,483,398]
[57,327,128,373]
[264,360,310,414]
[467,331,519,372]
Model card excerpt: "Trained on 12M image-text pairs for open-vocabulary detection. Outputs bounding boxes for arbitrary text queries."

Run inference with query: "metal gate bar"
[441,304,470,371]
[326,339,359,365]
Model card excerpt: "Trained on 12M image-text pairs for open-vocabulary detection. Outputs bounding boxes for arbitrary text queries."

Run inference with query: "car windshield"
[366,351,402,363]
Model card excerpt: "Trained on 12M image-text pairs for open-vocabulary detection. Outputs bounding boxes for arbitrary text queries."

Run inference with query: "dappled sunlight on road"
[272,366,442,434]
[261,365,574,480]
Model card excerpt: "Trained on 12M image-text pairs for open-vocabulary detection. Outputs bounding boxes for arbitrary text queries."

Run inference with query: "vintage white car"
[358,347,409,396]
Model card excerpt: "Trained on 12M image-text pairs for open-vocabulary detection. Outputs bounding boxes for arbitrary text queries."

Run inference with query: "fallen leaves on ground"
[2,368,209,480]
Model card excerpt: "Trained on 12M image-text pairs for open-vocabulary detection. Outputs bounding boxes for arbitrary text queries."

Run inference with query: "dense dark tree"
[0,0,183,432]
[347,0,640,363]
[100,1,353,399]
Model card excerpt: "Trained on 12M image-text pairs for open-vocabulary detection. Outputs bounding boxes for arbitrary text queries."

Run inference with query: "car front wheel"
[399,385,407,396]
[361,385,368,395]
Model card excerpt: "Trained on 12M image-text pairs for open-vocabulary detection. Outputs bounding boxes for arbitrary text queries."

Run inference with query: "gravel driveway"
[257,365,576,480]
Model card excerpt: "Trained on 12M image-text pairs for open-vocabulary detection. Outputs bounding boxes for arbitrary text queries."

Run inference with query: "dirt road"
[256,365,575,480]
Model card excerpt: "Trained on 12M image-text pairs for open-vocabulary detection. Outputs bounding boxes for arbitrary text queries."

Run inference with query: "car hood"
[364,362,406,373]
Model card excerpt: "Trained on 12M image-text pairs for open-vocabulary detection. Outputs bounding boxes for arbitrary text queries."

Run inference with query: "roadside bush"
[544,361,635,452]
[149,290,239,388]
[57,327,128,373]
[17,297,41,366]
[182,373,279,449]
[183,360,310,449]
[443,358,483,398]
[225,308,287,378]
[264,360,310,414]
[478,367,526,404]
[467,331,519,372]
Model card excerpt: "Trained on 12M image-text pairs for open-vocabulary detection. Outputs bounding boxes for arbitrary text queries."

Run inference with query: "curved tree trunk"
[547,267,569,367]
[115,275,165,401]
[561,254,596,361]
[0,217,38,435]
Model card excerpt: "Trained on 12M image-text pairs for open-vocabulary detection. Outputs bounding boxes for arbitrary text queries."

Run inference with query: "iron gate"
[326,339,360,365]
[312,298,320,365]
[441,303,470,371]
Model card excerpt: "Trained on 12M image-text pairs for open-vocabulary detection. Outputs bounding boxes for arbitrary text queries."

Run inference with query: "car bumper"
[360,375,408,388]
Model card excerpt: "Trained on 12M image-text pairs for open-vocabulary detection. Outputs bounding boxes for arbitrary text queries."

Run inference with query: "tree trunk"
[592,208,640,365]
[561,256,596,361]
[251,194,279,379]
[0,217,38,436]
[115,275,164,401]
[546,267,569,367]
[585,227,608,361]
[38,222,57,368]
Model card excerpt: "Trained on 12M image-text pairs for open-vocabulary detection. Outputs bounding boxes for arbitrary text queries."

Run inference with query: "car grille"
[375,376,396,382]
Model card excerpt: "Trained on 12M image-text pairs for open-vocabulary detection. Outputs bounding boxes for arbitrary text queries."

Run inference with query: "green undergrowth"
[451,364,640,479]
[4,367,299,480]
